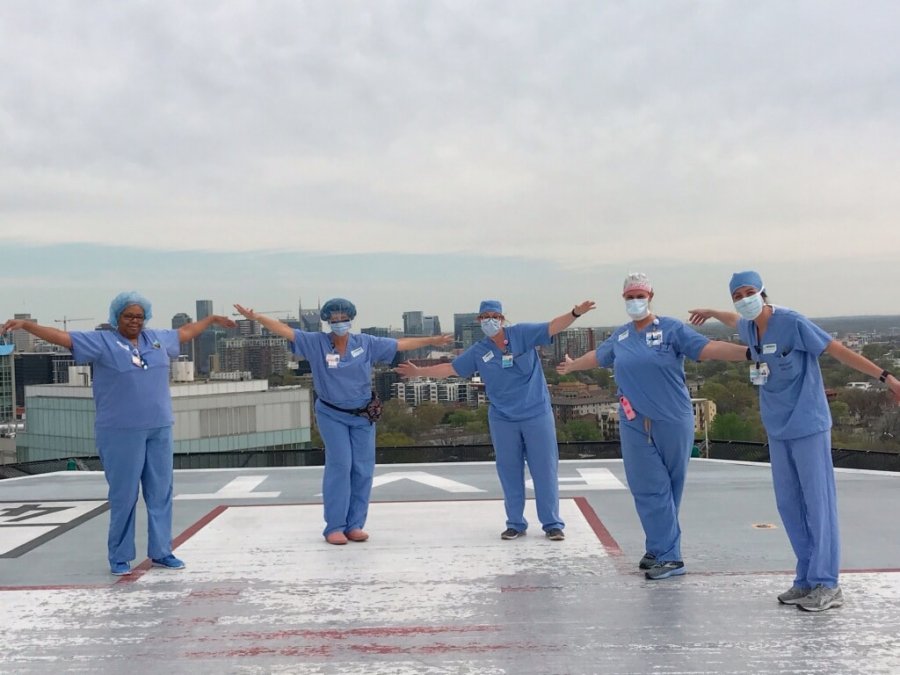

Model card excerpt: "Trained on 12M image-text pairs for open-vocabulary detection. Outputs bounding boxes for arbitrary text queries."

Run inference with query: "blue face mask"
[734,294,764,320]
[480,318,502,337]
[330,321,351,336]
[625,298,650,320]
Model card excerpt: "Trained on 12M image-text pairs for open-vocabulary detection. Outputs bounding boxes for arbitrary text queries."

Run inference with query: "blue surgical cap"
[320,297,357,321]
[108,291,153,326]
[729,271,764,295]
[479,300,503,315]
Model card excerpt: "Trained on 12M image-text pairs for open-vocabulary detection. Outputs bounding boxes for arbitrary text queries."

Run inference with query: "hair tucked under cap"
[108,291,152,326]
[728,270,764,295]
[622,272,652,296]
[320,298,357,322]
[478,300,503,315]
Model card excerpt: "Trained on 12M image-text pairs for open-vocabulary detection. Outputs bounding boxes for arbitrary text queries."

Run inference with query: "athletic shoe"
[110,561,131,576]
[644,560,685,580]
[545,528,565,541]
[638,552,657,570]
[151,555,185,570]
[777,585,811,605]
[797,584,844,612]
[500,528,525,540]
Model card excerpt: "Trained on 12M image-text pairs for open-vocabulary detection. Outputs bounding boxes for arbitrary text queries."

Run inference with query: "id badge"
[501,354,514,368]
[326,353,340,369]
[646,330,663,347]
[131,354,143,368]
[749,362,769,386]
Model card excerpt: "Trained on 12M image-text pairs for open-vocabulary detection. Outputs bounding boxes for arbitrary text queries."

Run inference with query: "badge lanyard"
[749,325,769,386]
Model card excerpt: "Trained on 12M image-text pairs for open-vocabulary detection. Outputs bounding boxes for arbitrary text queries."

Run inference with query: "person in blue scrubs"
[395,298,597,541]
[235,299,452,544]
[2,292,235,575]
[559,274,747,579]
[690,271,900,610]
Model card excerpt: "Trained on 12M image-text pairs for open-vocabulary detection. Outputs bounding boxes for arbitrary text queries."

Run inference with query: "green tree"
[710,412,764,441]
[376,431,415,446]
[414,402,446,428]
[559,419,601,441]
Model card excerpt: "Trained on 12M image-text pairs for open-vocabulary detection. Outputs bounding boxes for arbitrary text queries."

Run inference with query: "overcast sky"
[2,1,898,331]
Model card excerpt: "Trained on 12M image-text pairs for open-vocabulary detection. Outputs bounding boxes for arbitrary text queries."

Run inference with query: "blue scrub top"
[452,323,552,422]
[737,306,832,441]
[70,329,181,430]
[291,331,398,409]
[596,316,709,423]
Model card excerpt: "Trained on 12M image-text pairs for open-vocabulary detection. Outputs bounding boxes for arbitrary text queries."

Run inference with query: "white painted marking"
[525,467,627,491]
[175,475,281,500]
[369,471,485,493]
[0,526,56,556]
[0,501,105,525]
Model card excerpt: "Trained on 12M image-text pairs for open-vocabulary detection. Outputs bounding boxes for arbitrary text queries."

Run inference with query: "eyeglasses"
[121,313,145,322]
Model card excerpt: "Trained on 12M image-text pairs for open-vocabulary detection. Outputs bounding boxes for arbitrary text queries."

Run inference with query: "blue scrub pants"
[315,401,376,537]
[95,426,174,564]
[768,430,840,589]
[488,409,563,532]
[620,414,693,562]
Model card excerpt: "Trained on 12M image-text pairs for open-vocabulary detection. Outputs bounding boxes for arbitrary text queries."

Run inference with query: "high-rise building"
[423,315,441,336]
[194,300,216,373]
[298,298,322,333]
[196,300,213,321]
[403,311,425,336]
[11,314,37,352]
[13,352,75,406]
[0,342,15,424]
[171,313,193,358]
[454,313,479,341]
[222,336,290,380]
[361,327,390,338]
[550,327,597,364]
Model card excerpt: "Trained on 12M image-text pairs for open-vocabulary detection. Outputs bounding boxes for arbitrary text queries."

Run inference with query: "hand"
[573,301,596,317]
[1,319,28,334]
[688,309,714,326]
[233,304,257,321]
[432,334,454,347]
[556,354,575,375]
[888,376,900,404]
[210,315,238,329]
[393,361,419,378]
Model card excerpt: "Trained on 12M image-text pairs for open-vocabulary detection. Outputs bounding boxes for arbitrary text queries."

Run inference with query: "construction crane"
[54,317,95,331]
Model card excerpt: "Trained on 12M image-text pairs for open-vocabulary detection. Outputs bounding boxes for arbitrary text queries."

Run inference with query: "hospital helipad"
[2,458,900,674]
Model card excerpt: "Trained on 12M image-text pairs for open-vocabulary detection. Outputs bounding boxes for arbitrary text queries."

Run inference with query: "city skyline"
[2,4,899,328]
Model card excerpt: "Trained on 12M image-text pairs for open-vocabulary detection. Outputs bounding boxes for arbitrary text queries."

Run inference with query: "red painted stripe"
[118,504,229,585]
[573,496,623,557]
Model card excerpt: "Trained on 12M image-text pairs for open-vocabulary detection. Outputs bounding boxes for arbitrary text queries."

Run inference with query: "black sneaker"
[545,528,565,541]
[645,560,685,580]
[638,552,657,570]
[500,528,525,540]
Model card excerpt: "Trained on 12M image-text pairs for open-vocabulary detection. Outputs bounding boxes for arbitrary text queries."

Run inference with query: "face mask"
[734,294,764,321]
[330,321,351,336]
[480,318,502,337]
[625,298,650,320]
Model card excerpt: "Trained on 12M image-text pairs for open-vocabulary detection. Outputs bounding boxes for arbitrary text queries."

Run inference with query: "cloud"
[1,2,898,283]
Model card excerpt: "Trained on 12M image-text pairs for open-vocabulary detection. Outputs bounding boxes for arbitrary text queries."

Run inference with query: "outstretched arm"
[825,340,900,402]
[1,319,72,349]
[232,305,293,341]
[688,309,740,329]
[548,301,596,337]
[396,334,454,352]
[178,314,237,343]
[394,361,458,379]
[698,340,749,362]
[556,350,599,375]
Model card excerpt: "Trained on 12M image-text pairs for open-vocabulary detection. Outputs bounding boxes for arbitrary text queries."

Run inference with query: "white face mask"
[733,294,764,321]
[480,318,502,337]
[330,321,352,336]
[625,298,650,320]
